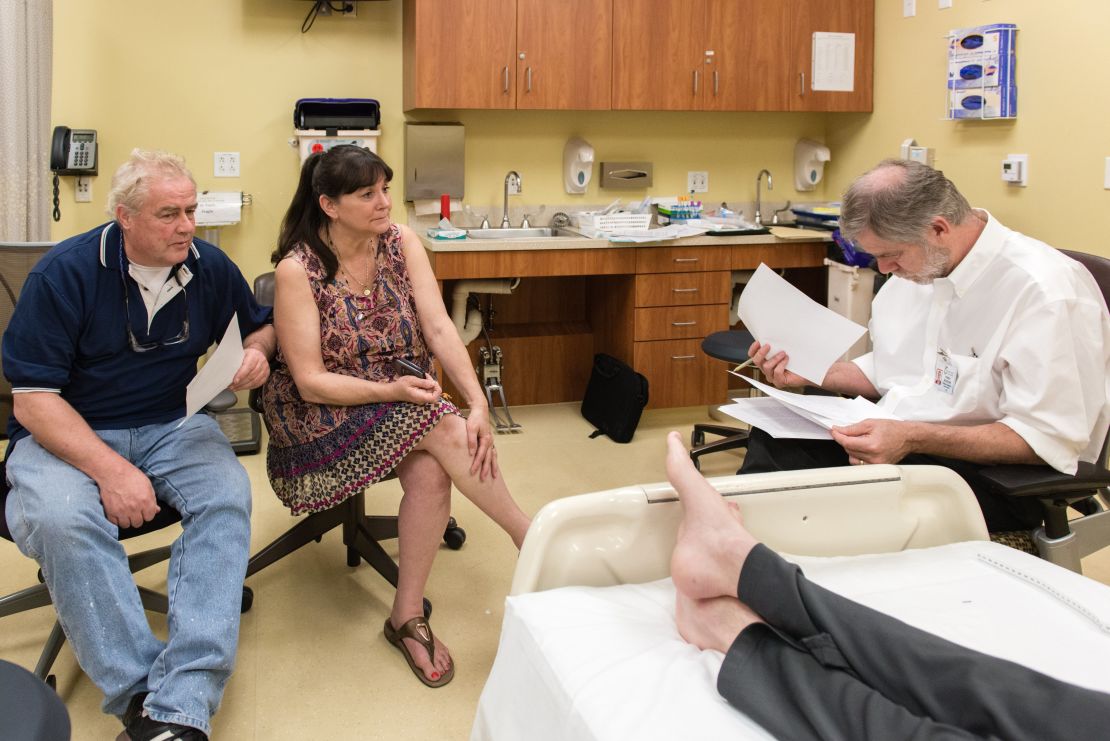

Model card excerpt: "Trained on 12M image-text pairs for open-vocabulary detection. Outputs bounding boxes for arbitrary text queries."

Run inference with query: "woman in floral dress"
[263,145,530,688]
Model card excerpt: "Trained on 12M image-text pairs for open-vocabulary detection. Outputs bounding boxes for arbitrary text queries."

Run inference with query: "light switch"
[938,0,952,9]
[903,0,916,17]
[1104,157,1110,190]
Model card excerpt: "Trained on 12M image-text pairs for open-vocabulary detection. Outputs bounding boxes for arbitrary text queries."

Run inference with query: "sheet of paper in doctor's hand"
[720,396,832,439]
[737,263,867,384]
[178,313,244,428]
[725,375,899,438]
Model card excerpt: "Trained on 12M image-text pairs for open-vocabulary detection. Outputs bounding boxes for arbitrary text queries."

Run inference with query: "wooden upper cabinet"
[613,0,706,111]
[788,0,874,112]
[403,0,518,110]
[516,0,613,110]
[704,0,795,111]
[406,0,872,112]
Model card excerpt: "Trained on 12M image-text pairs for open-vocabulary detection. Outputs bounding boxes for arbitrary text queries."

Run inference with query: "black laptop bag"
[580,353,649,443]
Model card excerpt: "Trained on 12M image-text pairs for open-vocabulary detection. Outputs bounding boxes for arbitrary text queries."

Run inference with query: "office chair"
[243,273,465,617]
[966,249,1110,573]
[689,329,755,470]
[0,242,250,688]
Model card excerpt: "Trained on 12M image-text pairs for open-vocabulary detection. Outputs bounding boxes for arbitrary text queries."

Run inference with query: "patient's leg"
[667,431,756,601]
[668,430,1110,740]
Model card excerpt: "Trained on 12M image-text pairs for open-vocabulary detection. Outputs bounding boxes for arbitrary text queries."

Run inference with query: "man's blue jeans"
[4,415,251,735]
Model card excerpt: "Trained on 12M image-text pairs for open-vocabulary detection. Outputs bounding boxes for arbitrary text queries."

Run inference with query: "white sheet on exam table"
[472,541,1110,741]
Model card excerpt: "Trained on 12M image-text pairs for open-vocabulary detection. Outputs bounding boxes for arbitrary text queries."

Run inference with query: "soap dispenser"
[794,139,831,191]
[563,137,594,195]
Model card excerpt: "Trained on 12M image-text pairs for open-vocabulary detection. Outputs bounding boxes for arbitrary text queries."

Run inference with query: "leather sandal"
[384,616,455,688]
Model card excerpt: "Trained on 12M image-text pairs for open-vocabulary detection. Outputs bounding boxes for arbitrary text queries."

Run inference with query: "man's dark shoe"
[118,713,208,741]
[121,691,149,728]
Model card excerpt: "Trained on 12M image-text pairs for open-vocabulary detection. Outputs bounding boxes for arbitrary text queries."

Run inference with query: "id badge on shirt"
[934,349,957,395]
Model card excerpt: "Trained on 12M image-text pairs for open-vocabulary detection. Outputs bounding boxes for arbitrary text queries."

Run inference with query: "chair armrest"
[971,461,1110,499]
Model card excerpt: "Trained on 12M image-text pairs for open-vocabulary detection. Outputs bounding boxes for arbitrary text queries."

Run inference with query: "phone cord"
[52,173,61,222]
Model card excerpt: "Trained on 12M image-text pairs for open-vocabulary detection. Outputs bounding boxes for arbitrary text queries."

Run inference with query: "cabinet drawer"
[635,271,730,307]
[634,338,726,409]
[635,246,731,274]
[634,305,728,341]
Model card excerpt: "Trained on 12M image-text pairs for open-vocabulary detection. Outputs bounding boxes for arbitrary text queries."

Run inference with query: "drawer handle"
[672,287,698,293]
[672,321,697,327]
[673,257,699,263]
[671,354,696,360]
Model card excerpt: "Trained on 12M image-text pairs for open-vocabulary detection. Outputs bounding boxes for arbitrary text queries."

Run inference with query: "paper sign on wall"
[812,32,856,92]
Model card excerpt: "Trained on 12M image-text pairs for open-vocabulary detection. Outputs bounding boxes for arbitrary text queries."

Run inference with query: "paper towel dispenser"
[404,122,465,200]
[600,161,653,189]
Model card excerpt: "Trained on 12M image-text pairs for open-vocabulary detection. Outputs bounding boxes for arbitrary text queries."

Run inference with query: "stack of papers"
[722,376,897,440]
[723,263,884,439]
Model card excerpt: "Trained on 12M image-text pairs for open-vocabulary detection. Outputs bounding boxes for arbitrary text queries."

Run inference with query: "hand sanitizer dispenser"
[794,139,831,191]
[563,137,594,194]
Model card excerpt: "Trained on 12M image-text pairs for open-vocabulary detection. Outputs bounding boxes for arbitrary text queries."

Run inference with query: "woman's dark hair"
[273,144,394,280]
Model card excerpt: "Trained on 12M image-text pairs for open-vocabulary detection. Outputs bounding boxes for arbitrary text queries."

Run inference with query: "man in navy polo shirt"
[3,149,274,741]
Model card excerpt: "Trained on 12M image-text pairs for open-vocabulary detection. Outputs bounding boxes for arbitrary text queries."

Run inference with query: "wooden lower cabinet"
[634,338,726,409]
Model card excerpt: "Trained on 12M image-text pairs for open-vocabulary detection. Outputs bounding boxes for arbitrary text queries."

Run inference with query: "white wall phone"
[50,126,98,221]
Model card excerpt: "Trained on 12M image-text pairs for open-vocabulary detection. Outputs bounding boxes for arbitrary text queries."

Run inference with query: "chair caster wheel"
[241,586,254,613]
[443,525,466,550]
[37,569,46,585]
[423,597,432,619]
[691,430,706,446]
[46,674,56,690]
[691,456,702,471]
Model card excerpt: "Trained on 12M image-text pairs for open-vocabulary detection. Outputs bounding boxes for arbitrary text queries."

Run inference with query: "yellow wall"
[827,1,1110,255]
[50,0,826,281]
[54,0,1107,277]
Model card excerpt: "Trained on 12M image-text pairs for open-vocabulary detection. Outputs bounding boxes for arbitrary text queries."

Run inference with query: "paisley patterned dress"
[262,224,457,515]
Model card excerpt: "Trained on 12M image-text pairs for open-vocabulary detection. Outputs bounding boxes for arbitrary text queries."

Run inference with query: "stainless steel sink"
[465,227,581,240]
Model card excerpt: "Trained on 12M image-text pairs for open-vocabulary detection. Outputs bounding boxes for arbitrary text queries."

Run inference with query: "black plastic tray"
[704,227,772,236]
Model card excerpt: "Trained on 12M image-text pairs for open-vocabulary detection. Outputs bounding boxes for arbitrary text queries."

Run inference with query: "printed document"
[179,313,243,426]
[722,375,898,439]
[737,263,867,384]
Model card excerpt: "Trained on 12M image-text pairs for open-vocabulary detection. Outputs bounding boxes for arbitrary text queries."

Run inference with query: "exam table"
[472,465,1110,741]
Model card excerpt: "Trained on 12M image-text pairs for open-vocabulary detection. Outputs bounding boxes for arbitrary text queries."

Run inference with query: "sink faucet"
[755,169,773,226]
[502,171,522,228]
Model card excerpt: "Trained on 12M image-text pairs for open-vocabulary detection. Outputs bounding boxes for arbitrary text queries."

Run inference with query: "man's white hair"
[106,149,195,216]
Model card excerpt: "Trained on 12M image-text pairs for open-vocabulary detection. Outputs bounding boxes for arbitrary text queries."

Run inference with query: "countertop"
[418,230,831,253]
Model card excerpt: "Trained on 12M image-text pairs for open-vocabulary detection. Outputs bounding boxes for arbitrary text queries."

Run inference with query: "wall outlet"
[1104,157,1110,190]
[214,151,240,178]
[903,0,916,17]
[687,171,709,193]
[75,176,92,203]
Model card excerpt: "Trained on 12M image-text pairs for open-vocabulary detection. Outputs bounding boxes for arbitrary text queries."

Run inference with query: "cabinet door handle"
[503,66,509,93]
[526,66,532,92]
[671,355,696,361]
[693,69,699,94]
[713,69,719,96]
[672,321,697,327]
[799,71,805,96]
[673,257,699,263]
[672,287,698,293]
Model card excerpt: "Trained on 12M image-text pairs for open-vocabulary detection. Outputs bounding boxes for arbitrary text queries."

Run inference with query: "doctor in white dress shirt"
[743,158,1110,531]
